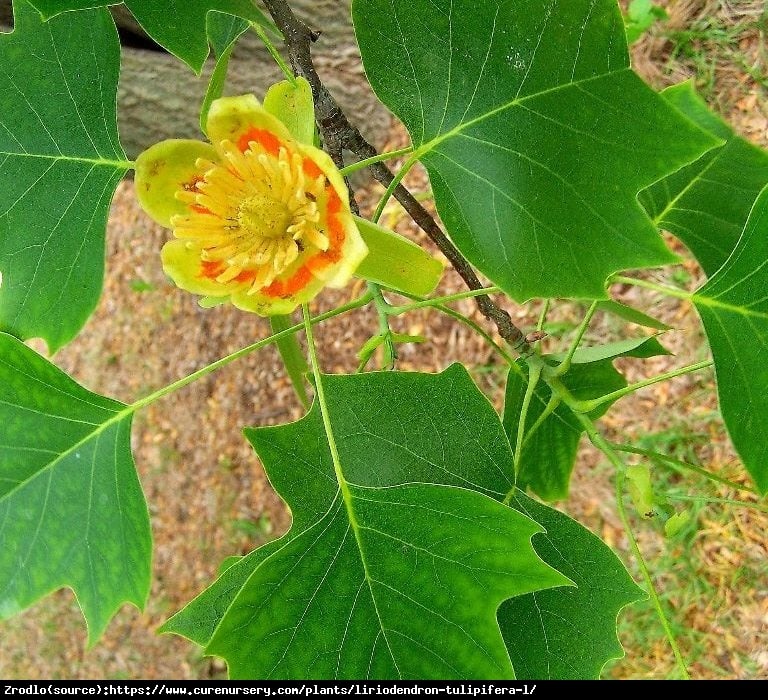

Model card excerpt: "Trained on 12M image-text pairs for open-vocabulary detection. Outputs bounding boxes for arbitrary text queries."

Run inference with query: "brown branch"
[262,0,529,353]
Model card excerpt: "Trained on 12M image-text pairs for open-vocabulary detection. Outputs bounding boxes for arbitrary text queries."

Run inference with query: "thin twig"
[261,0,529,354]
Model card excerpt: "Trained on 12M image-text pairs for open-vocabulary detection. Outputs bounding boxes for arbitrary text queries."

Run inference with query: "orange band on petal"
[201,260,226,279]
[325,188,345,257]
[234,270,258,284]
[263,265,315,298]
[302,157,323,179]
[237,127,281,156]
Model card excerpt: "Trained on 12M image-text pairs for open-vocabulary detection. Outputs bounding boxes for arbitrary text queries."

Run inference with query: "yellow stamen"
[173,135,337,295]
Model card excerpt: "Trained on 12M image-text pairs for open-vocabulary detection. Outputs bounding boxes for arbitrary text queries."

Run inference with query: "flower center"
[170,138,330,292]
[237,194,291,240]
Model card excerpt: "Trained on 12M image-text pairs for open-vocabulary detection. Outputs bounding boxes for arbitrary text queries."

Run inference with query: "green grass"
[602,420,766,678]
[660,3,767,106]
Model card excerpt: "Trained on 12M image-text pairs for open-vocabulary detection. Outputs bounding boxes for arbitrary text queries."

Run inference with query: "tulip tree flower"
[135,80,442,315]
[135,90,368,315]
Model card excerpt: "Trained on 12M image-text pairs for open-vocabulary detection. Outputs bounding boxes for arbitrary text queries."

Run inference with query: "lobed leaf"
[218,367,571,679]
[692,185,768,494]
[27,0,275,72]
[501,492,645,679]
[0,0,128,352]
[165,366,644,679]
[166,367,572,678]
[0,333,151,644]
[212,482,566,679]
[640,81,768,276]
[352,0,719,301]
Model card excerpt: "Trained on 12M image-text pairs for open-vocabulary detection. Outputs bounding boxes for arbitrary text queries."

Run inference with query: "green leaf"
[640,81,768,276]
[199,14,250,137]
[352,0,719,301]
[501,491,645,679]
[0,332,151,644]
[390,332,426,345]
[563,335,670,364]
[27,0,276,73]
[269,314,310,410]
[206,10,249,57]
[626,464,656,518]
[160,544,282,646]
[624,0,667,44]
[504,337,669,500]
[354,216,444,296]
[212,483,566,679]
[357,333,385,359]
[263,78,316,147]
[164,366,569,677]
[664,509,691,538]
[597,300,671,331]
[217,555,243,576]
[0,1,128,352]
[692,185,768,494]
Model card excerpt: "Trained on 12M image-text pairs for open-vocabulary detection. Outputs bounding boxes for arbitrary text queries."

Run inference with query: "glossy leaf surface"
[166,367,568,678]
[28,0,274,72]
[0,333,151,643]
[693,185,768,493]
[0,1,127,351]
[640,81,768,275]
[501,492,645,678]
[353,0,718,300]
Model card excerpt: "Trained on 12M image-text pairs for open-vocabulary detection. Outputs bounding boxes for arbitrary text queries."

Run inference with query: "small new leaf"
[626,464,656,518]
[597,300,671,331]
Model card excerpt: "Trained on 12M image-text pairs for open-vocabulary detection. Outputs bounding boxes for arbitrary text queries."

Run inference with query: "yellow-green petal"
[206,94,293,154]
[230,287,311,316]
[198,296,230,308]
[135,139,219,227]
[161,240,238,297]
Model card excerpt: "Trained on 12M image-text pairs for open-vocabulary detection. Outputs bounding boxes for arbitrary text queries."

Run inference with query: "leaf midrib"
[335,465,403,676]
[412,68,631,159]
[693,291,768,320]
[0,151,132,169]
[0,400,133,505]
[311,406,506,678]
